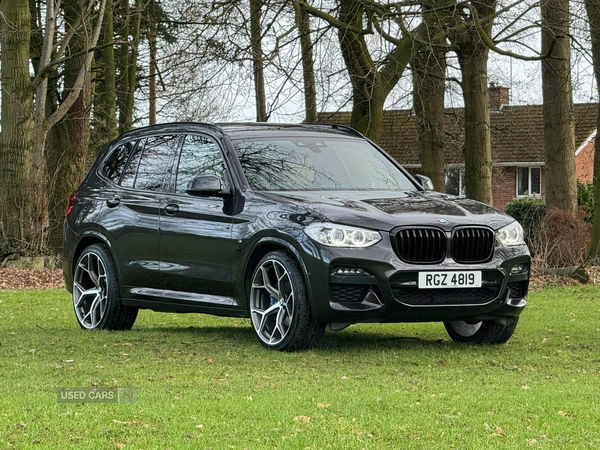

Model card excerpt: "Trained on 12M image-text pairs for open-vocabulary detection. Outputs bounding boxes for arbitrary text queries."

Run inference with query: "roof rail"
[309,123,364,138]
[117,121,225,138]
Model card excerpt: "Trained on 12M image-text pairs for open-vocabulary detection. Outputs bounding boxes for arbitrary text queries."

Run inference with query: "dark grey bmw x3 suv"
[64,122,530,351]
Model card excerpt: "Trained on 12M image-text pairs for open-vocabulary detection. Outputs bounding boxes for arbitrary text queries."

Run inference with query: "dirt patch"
[0,269,64,290]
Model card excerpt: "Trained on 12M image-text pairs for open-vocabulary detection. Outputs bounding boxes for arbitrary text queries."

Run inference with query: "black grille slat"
[452,227,494,263]
[393,228,446,263]
[393,287,500,305]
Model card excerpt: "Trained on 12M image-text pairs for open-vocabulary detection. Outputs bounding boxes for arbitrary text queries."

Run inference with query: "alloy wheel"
[250,259,295,345]
[73,251,109,329]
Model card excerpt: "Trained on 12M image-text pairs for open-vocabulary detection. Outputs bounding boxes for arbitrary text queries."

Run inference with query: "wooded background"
[1,0,600,265]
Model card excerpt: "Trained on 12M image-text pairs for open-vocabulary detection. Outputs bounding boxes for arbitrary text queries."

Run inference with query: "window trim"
[132,134,184,193]
[516,166,542,198]
[168,132,235,199]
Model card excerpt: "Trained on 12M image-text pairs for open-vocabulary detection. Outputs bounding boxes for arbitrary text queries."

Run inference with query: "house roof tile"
[318,103,598,165]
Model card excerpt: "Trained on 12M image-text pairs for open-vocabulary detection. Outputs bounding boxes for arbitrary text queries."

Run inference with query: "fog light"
[511,264,525,274]
[334,268,369,276]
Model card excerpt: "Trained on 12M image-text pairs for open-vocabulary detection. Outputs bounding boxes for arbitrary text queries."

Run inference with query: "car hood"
[261,190,515,232]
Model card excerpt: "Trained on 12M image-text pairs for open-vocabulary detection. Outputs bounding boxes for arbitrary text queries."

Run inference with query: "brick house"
[319,87,598,210]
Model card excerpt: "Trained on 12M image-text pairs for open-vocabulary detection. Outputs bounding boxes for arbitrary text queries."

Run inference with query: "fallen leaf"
[293,415,310,423]
[317,402,330,408]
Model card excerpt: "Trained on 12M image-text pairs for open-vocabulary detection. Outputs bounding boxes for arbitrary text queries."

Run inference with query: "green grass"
[1,287,599,449]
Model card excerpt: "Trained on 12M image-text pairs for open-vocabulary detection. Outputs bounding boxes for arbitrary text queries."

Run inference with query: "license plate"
[418,271,482,289]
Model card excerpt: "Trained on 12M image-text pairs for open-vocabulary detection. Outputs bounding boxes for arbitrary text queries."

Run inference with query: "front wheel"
[444,317,519,344]
[249,251,325,351]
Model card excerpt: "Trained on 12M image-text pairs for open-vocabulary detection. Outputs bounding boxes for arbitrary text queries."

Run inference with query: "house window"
[517,167,541,197]
[445,168,465,196]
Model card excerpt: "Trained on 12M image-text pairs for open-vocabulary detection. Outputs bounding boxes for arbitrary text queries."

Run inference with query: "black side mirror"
[415,174,434,191]
[186,175,225,197]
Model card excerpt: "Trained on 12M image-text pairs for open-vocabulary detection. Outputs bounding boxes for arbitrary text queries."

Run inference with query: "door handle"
[106,196,120,208]
[164,203,179,215]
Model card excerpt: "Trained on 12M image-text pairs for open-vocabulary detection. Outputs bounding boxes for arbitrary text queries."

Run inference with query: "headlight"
[305,223,382,248]
[496,221,525,247]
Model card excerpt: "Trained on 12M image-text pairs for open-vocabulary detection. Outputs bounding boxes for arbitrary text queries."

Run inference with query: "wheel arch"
[240,237,314,312]
[72,232,119,279]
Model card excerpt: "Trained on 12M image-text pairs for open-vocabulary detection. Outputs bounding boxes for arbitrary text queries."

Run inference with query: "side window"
[102,141,135,182]
[134,135,181,192]
[176,135,228,194]
[120,139,145,188]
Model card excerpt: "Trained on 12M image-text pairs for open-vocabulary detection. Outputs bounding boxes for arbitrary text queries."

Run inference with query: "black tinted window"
[176,135,228,194]
[134,135,181,192]
[120,139,145,188]
[234,137,416,192]
[102,141,135,182]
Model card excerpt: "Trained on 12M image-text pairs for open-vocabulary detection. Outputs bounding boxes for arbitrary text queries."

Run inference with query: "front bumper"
[298,233,530,324]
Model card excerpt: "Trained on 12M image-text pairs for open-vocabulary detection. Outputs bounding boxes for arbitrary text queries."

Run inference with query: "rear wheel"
[249,251,324,351]
[73,244,138,330]
[444,317,519,344]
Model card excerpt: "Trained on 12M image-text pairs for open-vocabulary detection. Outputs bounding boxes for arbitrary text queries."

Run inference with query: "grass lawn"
[1,286,599,449]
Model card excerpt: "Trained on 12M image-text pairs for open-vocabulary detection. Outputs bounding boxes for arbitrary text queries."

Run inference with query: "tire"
[444,317,519,344]
[248,250,325,351]
[73,244,138,330]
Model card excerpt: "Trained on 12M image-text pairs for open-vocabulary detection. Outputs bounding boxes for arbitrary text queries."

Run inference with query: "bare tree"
[412,1,447,192]
[30,0,107,250]
[251,0,268,121]
[0,0,35,252]
[542,0,577,212]
[584,0,600,258]
[295,2,318,122]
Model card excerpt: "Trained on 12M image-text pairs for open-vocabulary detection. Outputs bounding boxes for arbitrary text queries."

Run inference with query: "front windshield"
[234,136,417,192]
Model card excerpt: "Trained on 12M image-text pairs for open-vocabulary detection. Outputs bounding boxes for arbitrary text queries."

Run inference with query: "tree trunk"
[119,0,141,132]
[95,0,118,145]
[47,0,94,249]
[412,32,447,192]
[116,0,131,134]
[336,0,447,142]
[458,49,493,205]
[250,0,268,122]
[584,0,600,258]
[541,0,577,212]
[296,4,317,123]
[0,0,35,252]
[149,7,158,125]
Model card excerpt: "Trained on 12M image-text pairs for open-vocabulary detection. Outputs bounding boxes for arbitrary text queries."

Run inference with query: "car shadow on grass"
[132,324,459,353]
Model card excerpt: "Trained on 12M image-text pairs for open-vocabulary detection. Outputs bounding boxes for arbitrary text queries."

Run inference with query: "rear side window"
[102,141,135,182]
[134,135,181,192]
[120,139,145,188]
[175,135,228,194]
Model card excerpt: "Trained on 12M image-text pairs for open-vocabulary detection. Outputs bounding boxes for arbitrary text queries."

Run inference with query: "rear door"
[98,135,181,297]
[159,134,235,299]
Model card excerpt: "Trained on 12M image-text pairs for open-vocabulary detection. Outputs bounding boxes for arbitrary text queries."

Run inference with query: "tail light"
[65,191,77,217]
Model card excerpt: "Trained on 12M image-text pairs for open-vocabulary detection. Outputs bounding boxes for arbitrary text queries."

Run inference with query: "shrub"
[577,180,594,223]
[531,208,591,269]
[505,196,546,248]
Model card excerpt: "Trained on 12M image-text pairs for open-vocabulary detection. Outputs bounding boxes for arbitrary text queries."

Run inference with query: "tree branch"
[467,2,556,61]
[31,40,127,91]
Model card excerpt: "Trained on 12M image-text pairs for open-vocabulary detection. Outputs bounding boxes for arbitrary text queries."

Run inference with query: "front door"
[159,134,234,299]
